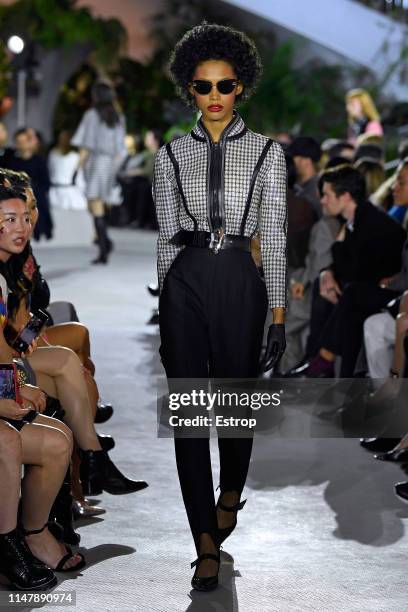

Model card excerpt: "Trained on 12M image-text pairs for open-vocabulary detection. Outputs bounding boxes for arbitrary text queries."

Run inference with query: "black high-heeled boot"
[79,449,148,496]
[92,217,110,264]
[48,469,81,546]
[0,528,57,591]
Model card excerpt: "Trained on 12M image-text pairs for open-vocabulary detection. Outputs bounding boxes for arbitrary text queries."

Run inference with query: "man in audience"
[288,136,322,219]
[301,165,406,377]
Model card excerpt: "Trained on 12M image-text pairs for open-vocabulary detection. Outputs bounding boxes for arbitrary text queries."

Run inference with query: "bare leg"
[39,323,95,375]
[20,417,82,569]
[0,421,22,534]
[27,346,102,452]
[83,367,99,417]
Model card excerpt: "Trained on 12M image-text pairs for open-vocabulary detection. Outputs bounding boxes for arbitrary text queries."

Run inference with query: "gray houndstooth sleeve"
[260,143,288,309]
[152,148,183,293]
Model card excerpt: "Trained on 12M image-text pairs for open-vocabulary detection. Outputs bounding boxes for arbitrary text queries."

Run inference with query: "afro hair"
[169,22,262,108]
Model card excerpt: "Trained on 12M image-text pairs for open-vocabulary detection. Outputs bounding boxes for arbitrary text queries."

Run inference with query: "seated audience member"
[48,129,87,211]
[287,136,322,219]
[0,181,148,502]
[116,133,145,225]
[321,139,355,164]
[387,159,408,228]
[0,420,58,590]
[354,157,385,198]
[285,154,314,271]
[371,139,408,210]
[0,122,14,168]
[7,127,53,240]
[364,290,408,395]
[128,129,162,229]
[353,143,384,165]
[282,194,341,374]
[0,185,86,578]
[299,165,406,378]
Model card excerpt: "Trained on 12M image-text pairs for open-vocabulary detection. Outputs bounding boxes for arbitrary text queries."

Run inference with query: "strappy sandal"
[216,497,247,546]
[190,551,220,591]
[23,523,86,573]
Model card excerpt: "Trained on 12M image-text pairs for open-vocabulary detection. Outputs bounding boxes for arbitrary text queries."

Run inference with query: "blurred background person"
[345,88,383,145]
[387,159,408,228]
[7,127,53,241]
[354,157,385,199]
[371,138,408,210]
[285,153,315,272]
[116,133,145,226]
[71,81,127,264]
[48,129,87,211]
[287,136,322,219]
[321,138,355,165]
[0,122,14,168]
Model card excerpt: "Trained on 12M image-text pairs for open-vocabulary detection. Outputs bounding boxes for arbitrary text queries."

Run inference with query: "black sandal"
[216,497,246,546]
[191,551,220,592]
[23,523,86,573]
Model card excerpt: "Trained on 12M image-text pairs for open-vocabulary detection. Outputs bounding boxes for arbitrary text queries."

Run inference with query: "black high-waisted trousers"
[159,246,268,551]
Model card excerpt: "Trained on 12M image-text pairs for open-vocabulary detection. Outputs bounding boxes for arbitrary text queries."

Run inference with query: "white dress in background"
[48,149,87,210]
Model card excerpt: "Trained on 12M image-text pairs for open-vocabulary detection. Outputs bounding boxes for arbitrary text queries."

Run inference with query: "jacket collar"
[190,110,247,143]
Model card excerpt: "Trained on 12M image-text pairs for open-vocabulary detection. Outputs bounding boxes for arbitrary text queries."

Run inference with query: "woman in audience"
[1,170,102,407]
[345,88,383,145]
[48,129,87,211]
[0,419,58,590]
[0,181,147,499]
[0,185,86,577]
[387,159,408,228]
[354,158,385,198]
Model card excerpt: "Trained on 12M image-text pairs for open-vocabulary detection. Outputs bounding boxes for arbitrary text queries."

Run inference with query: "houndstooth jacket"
[152,111,288,308]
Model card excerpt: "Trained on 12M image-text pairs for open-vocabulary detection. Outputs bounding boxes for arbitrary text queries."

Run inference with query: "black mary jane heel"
[190,551,220,592]
[216,498,246,546]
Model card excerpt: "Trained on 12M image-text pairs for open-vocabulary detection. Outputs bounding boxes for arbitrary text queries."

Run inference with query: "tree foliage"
[0,0,126,67]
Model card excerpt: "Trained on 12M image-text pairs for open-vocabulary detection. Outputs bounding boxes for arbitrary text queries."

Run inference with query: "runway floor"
[1,229,407,612]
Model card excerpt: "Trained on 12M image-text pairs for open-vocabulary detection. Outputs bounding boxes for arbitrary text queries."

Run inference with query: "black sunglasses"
[191,78,238,96]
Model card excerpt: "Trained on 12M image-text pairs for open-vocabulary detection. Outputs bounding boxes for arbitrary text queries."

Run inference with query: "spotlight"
[7,35,25,55]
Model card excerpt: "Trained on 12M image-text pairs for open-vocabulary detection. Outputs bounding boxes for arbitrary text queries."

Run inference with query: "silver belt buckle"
[209,229,225,254]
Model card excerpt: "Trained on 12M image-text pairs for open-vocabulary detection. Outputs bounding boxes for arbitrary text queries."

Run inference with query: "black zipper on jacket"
[209,142,222,229]
[200,113,239,232]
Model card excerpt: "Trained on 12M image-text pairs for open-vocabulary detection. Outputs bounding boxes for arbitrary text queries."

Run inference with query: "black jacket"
[330,201,406,284]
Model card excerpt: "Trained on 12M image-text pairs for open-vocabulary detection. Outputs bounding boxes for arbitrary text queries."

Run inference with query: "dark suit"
[308,202,406,375]
[330,201,406,285]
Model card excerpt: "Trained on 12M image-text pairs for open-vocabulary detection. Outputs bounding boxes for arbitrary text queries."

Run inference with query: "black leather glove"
[262,324,286,372]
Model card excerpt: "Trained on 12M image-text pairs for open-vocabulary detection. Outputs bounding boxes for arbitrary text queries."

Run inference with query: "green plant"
[0,0,126,68]
[240,41,346,139]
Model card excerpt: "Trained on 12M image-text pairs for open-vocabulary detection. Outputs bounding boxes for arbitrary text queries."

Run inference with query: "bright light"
[7,35,25,54]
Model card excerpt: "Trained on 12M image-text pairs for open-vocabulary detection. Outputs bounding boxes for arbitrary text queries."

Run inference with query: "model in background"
[71,81,126,264]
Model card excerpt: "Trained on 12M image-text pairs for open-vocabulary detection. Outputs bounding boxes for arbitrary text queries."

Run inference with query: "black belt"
[169,230,251,254]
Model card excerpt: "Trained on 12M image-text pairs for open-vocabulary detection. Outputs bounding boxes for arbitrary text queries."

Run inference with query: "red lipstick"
[208,105,223,112]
